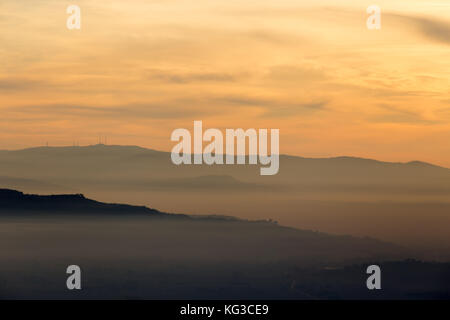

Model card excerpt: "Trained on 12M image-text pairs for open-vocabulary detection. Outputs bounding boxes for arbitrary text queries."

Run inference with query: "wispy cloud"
[214,96,328,117]
[265,65,327,84]
[260,101,327,118]
[145,69,236,84]
[387,13,450,45]
[6,103,226,120]
[0,78,46,92]
[369,104,438,125]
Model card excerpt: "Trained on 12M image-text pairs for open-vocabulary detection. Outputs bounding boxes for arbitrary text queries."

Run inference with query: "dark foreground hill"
[0,188,165,216]
[1,144,450,257]
[0,188,448,299]
[0,188,402,264]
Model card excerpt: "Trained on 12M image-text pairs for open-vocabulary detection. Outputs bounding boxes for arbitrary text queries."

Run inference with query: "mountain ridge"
[1,144,450,253]
[0,144,447,170]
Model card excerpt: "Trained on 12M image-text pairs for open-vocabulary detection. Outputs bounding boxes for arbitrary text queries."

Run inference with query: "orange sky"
[1,0,450,166]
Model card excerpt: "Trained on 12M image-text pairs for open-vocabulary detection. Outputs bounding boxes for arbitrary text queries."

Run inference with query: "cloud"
[4,95,328,123]
[215,96,269,107]
[387,13,450,45]
[265,65,327,84]
[7,102,226,120]
[369,104,438,125]
[6,93,328,121]
[244,30,303,45]
[0,78,45,92]
[214,96,328,117]
[145,69,236,84]
[260,101,327,118]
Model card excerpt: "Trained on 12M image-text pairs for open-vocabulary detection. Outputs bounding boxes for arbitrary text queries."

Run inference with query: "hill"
[0,145,450,257]
[1,189,445,300]
[0,188,164,216]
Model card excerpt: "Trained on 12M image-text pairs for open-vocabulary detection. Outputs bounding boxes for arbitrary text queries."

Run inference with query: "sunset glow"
[1,0,450,166]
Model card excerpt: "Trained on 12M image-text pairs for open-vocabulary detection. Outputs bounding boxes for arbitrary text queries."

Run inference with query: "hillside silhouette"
[0,188,448,299]
[0,187,406,261]
[0,188,163,215]
[1,145,450,259]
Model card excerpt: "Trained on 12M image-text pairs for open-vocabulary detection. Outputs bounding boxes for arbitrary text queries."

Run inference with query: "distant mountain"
[1,144,450,257]
[1,144,449,193]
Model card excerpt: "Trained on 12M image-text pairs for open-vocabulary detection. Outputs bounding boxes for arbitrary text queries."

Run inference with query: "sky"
[1,0,450,166]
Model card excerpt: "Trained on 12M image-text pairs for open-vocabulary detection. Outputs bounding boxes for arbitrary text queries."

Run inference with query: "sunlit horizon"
[1,0,450,166]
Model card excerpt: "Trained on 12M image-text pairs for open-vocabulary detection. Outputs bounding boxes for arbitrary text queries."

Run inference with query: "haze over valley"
[1,144,450,260]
